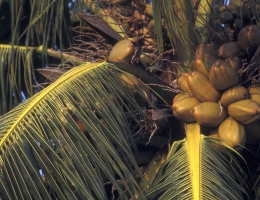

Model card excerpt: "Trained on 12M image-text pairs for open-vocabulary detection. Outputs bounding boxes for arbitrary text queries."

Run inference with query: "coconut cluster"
[172,24,260,151]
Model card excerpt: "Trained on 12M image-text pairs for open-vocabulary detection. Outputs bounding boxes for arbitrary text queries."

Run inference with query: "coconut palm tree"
[0,0,259,199]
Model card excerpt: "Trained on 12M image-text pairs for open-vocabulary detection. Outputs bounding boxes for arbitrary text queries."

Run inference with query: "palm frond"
[4,0,74,54]
[152,1,163,55]
[152,0,213,67]
[0,45,37,115]
[144,123,250,200]
[0,62,152,199]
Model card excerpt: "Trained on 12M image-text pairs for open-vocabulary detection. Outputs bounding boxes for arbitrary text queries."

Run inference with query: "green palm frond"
[144,123,250,200]
[152,0,163,55]
[152,0,213,67]
[2,0,75,52]
[0,62,152,199]
[0,45,37,115]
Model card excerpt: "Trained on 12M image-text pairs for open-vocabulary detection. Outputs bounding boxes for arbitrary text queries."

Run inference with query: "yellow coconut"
[192,54,217,78]
[218,117,246,152]
[109,39,136,64]
[209,60,239,90]
[220,85,248,108]
[228,99,260,124]
[172,94,200,123]
[192,102,228,127]
[177,72,192,94]
[249,86,260,104]
[187,71,221,102]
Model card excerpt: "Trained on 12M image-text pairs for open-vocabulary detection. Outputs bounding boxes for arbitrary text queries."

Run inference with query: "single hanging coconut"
[177,72,192,94]
[218,117,246,152]
[109,39,137,63]
[228,99,260,124]
[220,85,248,108]
[191,102,228,127]
[209,60,239,90]
[187,71,221,102]
[172,94,200,123]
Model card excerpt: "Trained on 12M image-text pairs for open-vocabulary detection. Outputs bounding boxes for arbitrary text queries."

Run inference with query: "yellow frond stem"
[186,123,201,200]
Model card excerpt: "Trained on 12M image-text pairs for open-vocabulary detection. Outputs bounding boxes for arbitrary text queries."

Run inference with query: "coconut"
[192,102,228,127]
[187,71,221,102]
[218,41,245,59]
[238,25,260,55]
[109,39,136,63]
[192,54,217,78]
[220,86,248,108]
[218,117,246,152]
[177,72,192,94]
[249,86,260,104]
[209,60,239,90]
[172,94,200,123]
[228,99,260,124]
